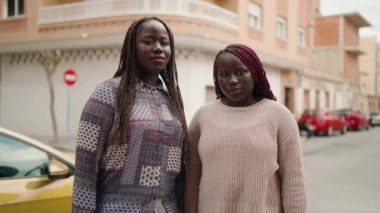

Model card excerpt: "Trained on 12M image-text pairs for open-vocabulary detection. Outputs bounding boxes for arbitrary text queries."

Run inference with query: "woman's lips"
[150,57,166,64]
[227,88,242,95]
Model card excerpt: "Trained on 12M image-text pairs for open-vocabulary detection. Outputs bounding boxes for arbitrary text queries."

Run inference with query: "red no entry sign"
[63,69,77,86]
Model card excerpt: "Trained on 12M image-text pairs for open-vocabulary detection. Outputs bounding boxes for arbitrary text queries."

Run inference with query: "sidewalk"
[43,136,309,154]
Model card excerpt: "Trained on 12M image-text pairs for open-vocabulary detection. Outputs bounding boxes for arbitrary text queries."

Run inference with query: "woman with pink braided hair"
[185,44,306,213]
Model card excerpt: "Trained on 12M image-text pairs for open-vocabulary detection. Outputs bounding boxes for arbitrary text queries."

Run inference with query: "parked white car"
[369,112,380,127]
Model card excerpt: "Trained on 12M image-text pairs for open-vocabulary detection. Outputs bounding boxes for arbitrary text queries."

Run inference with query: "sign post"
[63,69,77,144]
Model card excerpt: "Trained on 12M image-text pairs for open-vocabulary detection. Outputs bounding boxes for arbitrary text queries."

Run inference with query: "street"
[61,128,380,212]
[303,127,380,213]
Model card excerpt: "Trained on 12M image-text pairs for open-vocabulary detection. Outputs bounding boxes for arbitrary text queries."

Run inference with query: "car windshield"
[0,133,49,178]
[336,109,352,115]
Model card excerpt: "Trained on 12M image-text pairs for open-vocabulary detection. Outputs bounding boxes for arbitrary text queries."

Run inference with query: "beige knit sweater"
[185,99,306,213]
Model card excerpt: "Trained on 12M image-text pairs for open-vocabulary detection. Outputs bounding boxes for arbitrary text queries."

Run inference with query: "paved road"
[60,127,380,212]
[303,127,380,213]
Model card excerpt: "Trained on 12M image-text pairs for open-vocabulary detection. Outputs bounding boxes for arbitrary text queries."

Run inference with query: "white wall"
[176,49,215,122]
[1,48,214,140]
[264,66,282,104]
[0,51,118,141]
[1,47,285,140]
[295,87,304,115]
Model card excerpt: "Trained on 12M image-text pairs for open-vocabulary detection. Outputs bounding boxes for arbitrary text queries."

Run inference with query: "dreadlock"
[108,17,188,148]
[213,44,277,101]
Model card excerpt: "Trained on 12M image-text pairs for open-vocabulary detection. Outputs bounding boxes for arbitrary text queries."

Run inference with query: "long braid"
[159,20,188,148]
[107,19,140,146]
[213,44,277,101]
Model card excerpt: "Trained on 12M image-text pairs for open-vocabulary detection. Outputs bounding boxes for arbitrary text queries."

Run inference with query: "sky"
[320,0,380,41]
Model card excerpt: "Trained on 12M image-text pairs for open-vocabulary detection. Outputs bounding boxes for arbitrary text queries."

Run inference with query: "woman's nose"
[229,74,238,84]
[153,42,163,52]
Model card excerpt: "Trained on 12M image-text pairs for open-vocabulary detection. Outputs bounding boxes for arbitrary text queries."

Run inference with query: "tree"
[38,49,62,144]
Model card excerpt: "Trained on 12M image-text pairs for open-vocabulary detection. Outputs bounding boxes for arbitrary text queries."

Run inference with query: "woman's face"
[215,52,256,107]
[136,20,171,78]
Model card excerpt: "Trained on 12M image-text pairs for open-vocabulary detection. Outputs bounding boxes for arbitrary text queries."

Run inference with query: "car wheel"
[327,126,334,136]
[307,130,313,138]
[341,125,347,135]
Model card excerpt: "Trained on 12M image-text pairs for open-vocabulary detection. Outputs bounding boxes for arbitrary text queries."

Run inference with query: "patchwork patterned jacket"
[72,77,184,213]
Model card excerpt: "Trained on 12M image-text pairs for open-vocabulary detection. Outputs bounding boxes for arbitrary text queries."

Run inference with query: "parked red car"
[336,108,369,131]
[298,109,347,136]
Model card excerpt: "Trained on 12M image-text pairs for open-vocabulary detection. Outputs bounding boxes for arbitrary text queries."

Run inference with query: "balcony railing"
[38,0,238,29]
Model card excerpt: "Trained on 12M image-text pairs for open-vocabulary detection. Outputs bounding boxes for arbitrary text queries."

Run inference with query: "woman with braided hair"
[73,17,187,212]
[185,44,306,213]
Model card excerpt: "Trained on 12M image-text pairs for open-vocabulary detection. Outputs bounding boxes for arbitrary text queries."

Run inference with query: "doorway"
[285,87,294,112]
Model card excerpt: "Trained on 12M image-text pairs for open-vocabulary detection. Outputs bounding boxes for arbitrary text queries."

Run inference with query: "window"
[0,133,49,179]
[315,90,320,110]
[248,2,261,30]
[304,89,310,110]
[325,91,330,108]
[298,27,306,48]
[276,17,287,40]
[3,0,24,18]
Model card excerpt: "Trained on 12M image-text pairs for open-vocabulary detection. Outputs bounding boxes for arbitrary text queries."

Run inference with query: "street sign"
[63,69,77,144]
[63,69,77,86]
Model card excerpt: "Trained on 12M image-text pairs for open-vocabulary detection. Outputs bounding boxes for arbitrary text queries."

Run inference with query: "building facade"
[310,13,370,111]
[377,43,380,110]
[0,0,363,141]
[359,37,379,113]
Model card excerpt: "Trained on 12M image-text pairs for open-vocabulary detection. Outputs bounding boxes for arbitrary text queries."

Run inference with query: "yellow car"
[0,127,74,213]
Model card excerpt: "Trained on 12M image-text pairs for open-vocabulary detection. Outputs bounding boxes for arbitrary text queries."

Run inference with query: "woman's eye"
[143,40,152,44]
[161,40,170,46]
[219,73,228,78]
[236,70,248,76]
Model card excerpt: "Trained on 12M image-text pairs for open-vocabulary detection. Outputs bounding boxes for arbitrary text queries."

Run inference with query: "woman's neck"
[136,73,160,86]
[221,97,262,107]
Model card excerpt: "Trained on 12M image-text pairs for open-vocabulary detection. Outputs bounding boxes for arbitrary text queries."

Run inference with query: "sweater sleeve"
[185,110,202,213]
[278,111,306,213]
[72,80,116,213]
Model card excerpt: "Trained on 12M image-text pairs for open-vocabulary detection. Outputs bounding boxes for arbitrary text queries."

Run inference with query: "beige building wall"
[1,0,313,65]
[237,0,320,116]
[311,13,370,110]
[377,44,380,111]
[377,44,380,97]
[298,0,310,55]
[238,0,309,65]
[344,20,360,46]
[201,0,238,12]
[40,0,82,6]
[359,37,378,113]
